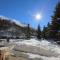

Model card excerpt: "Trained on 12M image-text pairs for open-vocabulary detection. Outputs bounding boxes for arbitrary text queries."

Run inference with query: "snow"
[12,19,27,27]
[0,15,10,20]
[0,15,27,27]
[10,38,60,60]
[15,38,60,54]
[24,53,41,58]
[16,38,40,46]
[15,39,50,46]
[25,53,60,60]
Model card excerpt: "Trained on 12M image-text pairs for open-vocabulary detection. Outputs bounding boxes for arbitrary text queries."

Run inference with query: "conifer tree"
[37,24,41,39]
[42,26,47,39]
[50,2,60,40]
[26,24,31,39]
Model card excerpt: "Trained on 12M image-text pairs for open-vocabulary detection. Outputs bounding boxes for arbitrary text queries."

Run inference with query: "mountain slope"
[0,16,37,38]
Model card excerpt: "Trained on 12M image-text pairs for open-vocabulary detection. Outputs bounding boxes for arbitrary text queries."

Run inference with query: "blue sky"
[0,0,59,29]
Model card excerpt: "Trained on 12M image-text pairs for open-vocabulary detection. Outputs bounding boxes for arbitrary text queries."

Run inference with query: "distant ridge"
[0,15,27,27]
[0,15,37,39]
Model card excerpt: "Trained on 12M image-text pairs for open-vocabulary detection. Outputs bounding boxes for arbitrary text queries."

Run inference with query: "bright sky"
[0,0,59,29]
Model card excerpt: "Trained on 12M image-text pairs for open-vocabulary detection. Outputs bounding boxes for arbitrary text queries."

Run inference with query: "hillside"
[0,16,37,39]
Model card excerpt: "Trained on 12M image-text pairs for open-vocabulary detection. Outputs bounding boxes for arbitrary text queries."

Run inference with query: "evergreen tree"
[26,24,31,39]
[42,22,51,40]
[46,22,51,39]
[37,24,41,39]
[50,2,60,41]
[42,26,47,39]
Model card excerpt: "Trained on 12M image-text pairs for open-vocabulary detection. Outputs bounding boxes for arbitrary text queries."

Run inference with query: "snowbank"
[25,53,60,60]
[14,38,60,55]
[10,38,60,60]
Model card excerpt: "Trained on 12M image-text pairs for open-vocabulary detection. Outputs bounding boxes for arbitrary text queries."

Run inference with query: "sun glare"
[35,14,42,20]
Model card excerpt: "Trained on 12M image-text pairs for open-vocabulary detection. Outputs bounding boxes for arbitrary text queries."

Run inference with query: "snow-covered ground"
[9,38,60,60]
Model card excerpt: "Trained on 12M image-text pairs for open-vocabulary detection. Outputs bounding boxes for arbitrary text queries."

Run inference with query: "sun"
[35,14,42,20]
